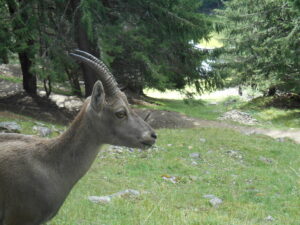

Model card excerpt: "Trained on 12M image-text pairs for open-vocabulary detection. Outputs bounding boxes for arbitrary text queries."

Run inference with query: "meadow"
[1,88,299,225]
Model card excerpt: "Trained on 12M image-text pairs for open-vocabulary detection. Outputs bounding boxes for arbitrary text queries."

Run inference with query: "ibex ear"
[91,81,105,113]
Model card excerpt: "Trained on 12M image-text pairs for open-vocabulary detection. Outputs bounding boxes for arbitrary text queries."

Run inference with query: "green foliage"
[77,0,213,93]
[213,0,300,94]
[0,0,216,95]
[199,0,227,14]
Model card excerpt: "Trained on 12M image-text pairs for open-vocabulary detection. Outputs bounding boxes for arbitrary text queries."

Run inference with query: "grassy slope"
[48,128,299,225]
[0,112,299,224]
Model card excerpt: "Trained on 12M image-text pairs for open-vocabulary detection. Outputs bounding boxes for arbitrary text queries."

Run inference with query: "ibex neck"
[48,102,102,185]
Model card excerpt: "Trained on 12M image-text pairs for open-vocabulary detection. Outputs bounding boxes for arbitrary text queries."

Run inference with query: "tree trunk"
[19,50,37,95]
[6,0,37,95]
[71,0,99,97]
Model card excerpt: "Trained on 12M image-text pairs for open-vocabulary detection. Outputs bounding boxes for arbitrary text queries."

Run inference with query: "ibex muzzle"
[0,50,156,225]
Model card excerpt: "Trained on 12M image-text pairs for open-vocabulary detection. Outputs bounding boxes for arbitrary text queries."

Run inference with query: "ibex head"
[70,50,157,148]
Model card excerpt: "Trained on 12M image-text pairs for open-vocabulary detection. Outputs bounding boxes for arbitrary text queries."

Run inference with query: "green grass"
[1,113,299,224]
[0,74,22,83]
[0,112,64,137]
[46,128,299,225]
[240,97,300,129]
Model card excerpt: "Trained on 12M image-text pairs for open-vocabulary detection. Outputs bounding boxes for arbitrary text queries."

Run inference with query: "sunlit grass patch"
[0,74,22,83]
[48,128,299,225]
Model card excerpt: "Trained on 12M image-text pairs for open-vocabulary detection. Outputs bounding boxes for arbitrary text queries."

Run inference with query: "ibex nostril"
[151,133,157,139]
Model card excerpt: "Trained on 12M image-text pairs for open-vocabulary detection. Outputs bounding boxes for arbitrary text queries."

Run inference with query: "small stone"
[189,175,198,181]
[189,152,201,158]
[199,138,206,143]
[115,149,123,154]
[188,146,193,149]
[203,194,216,199]
[276,137,285,142]
[0,122,21,133]
[167,144,173,147]
[226,150,243,159]
[88,196,111,204]
[191,160,198,166]
[32,126,52,137]
[209,197,223,207]
[88,189,140,204]
[218,110,258,125]
[34,122,46,126]
[162,175,178,184]
[265,215,275,222]
[259,156,273,164]
[203,194,223,207]
[128,148,135,152]
[111,189,140,198]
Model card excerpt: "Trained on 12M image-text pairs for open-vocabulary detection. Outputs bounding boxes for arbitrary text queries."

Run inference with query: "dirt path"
[136,108,300,144]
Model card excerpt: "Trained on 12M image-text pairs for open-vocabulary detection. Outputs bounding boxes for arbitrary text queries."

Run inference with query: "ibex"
[0,50,156,225]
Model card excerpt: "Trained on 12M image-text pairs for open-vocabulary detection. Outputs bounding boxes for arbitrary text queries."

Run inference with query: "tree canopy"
[213,0,300,94]
[0,0,213,97]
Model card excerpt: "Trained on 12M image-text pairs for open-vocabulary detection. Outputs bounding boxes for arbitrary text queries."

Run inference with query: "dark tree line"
[0,0,214,97]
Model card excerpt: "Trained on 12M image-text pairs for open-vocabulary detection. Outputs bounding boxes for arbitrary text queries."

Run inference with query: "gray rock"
[188,175,198,181]
[0,122,21,133]
[226,150,243,160]
[189,152,201,159]
[191,160,198,166]
[199,138,206,143]
[203,194,216,199]
[88,189,140,204]
[276,137,285,142]
[265,215,275,222]
[162,175,178,184]
[34,122,46,126]
[218,110,258,125]
[111,189,140,198]
[32,126,52,137]
[209,197,223,207]
[203,194,223,207]
[259,156,273,164]
[88,196,111,204]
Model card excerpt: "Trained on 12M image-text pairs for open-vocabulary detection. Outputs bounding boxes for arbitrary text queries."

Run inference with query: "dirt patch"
[0,93,76,125]
[0,64,22,78]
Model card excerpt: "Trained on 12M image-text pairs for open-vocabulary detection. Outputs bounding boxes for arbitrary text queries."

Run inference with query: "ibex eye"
[115,111,127,118]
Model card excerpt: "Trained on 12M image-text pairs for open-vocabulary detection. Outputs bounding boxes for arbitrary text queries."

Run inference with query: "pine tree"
[214,0,300,94]
[88,0,213,95]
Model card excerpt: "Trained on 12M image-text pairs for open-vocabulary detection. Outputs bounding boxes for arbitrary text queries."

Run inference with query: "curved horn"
[73,49,112,76]
[70,51,119,97]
